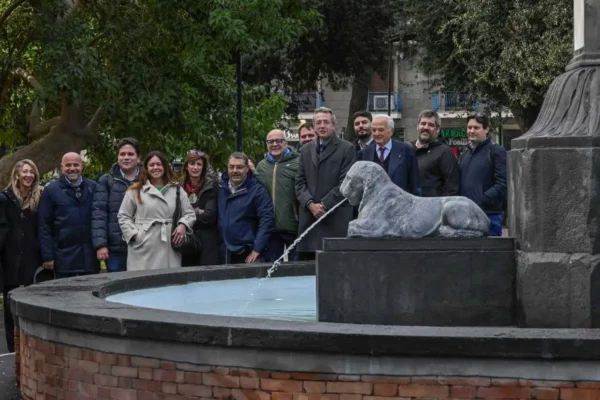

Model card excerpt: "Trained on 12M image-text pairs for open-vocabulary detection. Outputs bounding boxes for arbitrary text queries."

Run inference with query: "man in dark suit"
[295,107,355,259]
[358,114,422,196]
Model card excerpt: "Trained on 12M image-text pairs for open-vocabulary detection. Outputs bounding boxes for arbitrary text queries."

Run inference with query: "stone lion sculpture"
[340,161,490,238]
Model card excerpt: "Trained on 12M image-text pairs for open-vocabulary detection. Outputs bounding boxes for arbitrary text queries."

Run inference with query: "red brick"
[364,397,410,400]
[560,388,600,400]
[438,377,491,386]
[136,392,165,400]
[83,371,96,384]
[119,377,133,389]
[339,395,362,400]
[131,357,160,368]
[373,383,397,397]
[337,375,361,382]
[176,363,212,373]
[242,377,261,389]
[232,389,272,400]
[94,352,118,365]
[160,362,177,371]
[261,378,303,392]
[46,355,66,367]
[450,385,477,398]
[68,368,83,381]
[272,393,293,400]
[162,382,177,394]
[184,372,203,384]
[100,364,112,375]
[214,387,233,398]
[78,360,99,374]
[98,386,112,398]
[477,386,531,398]
[360,376,411,384]
[521,379,574,388]
[109,387,137,400]
[78,382,99,397]
[112,366,137,378]
[117,355,131,367]
[397,384,449,398]
[82,349,95,361]
[271,372,292,379]
[491,378,521,387]
[153,369,181,383]
[95,374,118,387]
[304,381,327,393]
[532,387,559,399]
[410,377,437,385]
[577,383,600,389]
[327,382,373,395]
[138,368,153,380]
[295,395,339,400]
[177,383,212,397]
[204,373,240,388]
[133,379,163,392]
[291,373,337,381]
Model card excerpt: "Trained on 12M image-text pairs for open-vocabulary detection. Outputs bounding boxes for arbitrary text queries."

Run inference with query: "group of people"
[0,107,506,353]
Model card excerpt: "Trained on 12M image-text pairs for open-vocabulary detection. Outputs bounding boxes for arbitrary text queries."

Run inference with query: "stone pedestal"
[317,238,516,326]
[508,0,600,328]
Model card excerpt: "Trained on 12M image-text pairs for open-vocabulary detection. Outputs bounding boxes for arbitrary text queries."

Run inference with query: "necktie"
[379,147,386,163]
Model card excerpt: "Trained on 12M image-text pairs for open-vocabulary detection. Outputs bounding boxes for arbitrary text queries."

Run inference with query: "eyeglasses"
[265,139,286,145]
[187,150,205,156]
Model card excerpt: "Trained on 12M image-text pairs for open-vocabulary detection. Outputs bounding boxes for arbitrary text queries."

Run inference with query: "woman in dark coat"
[1,159,43,352]
[180,150,220,266]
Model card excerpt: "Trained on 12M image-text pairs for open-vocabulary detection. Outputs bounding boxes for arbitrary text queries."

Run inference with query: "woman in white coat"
[118,151,196,271]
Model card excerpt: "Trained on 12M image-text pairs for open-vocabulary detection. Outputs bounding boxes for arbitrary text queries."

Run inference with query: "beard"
[356,130,370,140]
[418,132,435,143]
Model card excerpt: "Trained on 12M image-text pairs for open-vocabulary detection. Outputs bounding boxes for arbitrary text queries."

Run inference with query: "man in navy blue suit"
[358,114,422,196]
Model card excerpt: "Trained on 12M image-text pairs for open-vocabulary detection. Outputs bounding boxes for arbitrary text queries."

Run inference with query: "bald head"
[266,129,288,159]
[61,152,83,183]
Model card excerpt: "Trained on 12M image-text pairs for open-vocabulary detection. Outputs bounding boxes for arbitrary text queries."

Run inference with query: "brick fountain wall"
[16,330,600,400]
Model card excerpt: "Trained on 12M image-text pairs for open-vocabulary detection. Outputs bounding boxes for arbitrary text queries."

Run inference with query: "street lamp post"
[236,52,243,152]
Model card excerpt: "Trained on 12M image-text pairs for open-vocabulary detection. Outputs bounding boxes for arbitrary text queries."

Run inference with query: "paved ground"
[0,303,21,400]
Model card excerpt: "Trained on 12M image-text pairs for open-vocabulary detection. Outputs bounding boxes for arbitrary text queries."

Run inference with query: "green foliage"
[400,0,573,127]
[0,0,315,172]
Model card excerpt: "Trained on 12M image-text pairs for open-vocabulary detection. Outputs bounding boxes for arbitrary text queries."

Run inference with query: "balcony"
[367,91,402,118]
[287,92,323,119]
[432,92,478,118]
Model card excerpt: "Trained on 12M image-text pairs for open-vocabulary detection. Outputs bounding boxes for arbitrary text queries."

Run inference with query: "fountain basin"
[10,261,600,400]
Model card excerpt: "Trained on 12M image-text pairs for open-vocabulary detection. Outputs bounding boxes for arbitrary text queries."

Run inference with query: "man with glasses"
[255,129,300,262]
[459,113,507,236]
[92,138,141,272]
[295,107,355,260]
[218,152,275,264]
[39,152,100,278]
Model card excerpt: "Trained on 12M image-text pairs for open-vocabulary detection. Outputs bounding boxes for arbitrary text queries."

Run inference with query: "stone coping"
[321,237,515,252]
[9,260,600,361]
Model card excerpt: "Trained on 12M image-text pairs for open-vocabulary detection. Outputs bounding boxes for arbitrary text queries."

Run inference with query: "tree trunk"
[345,69,372,142]
[0,104,102,187]
[511,103,542,134]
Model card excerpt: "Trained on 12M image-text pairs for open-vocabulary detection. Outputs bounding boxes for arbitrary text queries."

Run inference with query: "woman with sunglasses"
[1,159,44,352]
[180,150,220,266]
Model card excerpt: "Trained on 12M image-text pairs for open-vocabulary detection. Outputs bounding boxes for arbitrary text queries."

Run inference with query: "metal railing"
[432,92,478,112]
[289,92,321,113]
[367,91,402,112]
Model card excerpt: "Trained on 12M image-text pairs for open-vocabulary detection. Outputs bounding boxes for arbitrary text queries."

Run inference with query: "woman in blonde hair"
[0,159,43,352]
[118,151,196,271]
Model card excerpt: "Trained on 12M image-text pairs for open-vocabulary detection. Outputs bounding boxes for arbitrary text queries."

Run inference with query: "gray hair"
[373,114,395,130]
[417,110,441,128]
[228,152,249,166]
[313,106,337,126]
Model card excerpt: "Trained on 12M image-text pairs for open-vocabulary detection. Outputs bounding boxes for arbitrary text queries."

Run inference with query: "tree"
[400,0,573,132]
[243,0,401,141]
[0,0,316,185]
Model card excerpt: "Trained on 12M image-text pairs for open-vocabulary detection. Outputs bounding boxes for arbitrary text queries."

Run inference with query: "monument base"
[517,251,600,328]
[317,238,516,327]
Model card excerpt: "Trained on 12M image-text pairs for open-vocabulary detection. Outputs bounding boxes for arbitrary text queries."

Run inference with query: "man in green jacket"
[255,129,300,262]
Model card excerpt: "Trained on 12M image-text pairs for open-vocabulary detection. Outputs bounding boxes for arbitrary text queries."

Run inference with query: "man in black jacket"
[412,110,460,197]
[352,110,373,156]
[91,138,141,272]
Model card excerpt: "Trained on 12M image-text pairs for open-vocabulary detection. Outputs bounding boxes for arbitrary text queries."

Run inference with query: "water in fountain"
[234,198,348,316]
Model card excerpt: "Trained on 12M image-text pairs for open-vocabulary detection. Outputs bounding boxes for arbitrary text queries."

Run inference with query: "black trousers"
[3,285,19,353]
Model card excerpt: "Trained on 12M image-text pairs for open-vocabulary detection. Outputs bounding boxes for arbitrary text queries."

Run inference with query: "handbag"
[171,184,202,255]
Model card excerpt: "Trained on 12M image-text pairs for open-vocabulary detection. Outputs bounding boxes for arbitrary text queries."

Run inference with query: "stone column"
[509,0,600,328]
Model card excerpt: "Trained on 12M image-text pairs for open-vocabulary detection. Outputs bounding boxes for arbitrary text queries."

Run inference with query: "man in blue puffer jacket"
[459,113,507,236]
[39,152,99,277]
[91,138,141,272]
[218,152,275,264]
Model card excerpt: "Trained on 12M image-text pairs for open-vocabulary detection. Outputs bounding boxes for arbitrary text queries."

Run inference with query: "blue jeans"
[264,232,299,262]
[487,213,503,237]
[106,252,127,272]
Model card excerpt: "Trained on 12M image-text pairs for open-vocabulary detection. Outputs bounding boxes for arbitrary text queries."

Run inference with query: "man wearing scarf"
[256,129,300,262]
